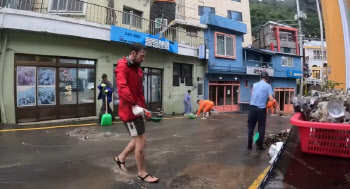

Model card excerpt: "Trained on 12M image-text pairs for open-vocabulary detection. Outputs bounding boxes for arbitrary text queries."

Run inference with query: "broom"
[101,89,112,126]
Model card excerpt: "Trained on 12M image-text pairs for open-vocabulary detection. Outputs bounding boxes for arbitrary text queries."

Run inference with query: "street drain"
[170,175,218,189]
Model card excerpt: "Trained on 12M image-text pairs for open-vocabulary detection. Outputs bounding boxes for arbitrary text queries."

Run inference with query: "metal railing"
[0,0,205,48]
[244,59,273,68]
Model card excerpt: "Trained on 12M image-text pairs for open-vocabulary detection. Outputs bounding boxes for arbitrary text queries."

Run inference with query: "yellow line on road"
[0,117,185,133]
[248,166,271,189]
[0,123,98,133]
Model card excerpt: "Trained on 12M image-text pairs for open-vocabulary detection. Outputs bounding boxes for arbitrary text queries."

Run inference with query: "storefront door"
[209,82,240,112]
[113,67,162,116]
[142,68,162,112]
[274,88,295,113]
[15,54,96,123]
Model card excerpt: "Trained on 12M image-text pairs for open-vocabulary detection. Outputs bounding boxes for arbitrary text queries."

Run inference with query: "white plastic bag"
[268,142,283,164]
[132,105,144,116]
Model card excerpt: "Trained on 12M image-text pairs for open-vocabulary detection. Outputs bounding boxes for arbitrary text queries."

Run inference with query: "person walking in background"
[247,71,274,150]
[196,100,214,119]
[183,90,192,116]
[98,74,115,123]
[114,43,159,183]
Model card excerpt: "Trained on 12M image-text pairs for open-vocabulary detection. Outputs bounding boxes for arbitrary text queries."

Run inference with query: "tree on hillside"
[250,0,323,39]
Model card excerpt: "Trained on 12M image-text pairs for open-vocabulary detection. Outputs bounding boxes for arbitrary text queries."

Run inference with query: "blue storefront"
[200,14,302,113]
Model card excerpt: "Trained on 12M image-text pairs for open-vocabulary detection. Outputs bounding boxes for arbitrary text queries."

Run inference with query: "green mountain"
[250,0,323,39]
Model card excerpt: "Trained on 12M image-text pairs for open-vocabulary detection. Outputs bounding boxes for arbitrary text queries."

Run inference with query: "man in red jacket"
[113,43,158,183]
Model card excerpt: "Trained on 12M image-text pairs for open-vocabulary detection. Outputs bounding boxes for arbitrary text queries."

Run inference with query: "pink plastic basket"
[290,113,350,158]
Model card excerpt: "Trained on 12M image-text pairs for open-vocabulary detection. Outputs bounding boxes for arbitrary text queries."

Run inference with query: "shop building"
[201,14,302,114]
[303,40,327,87]
[0,0,205,124]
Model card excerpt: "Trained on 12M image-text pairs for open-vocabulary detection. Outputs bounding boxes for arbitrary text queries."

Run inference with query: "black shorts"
[123,116,145,137]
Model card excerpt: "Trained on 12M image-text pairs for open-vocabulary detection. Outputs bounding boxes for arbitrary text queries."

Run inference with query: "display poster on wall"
[38,67,56,105]
[17,66,36,107]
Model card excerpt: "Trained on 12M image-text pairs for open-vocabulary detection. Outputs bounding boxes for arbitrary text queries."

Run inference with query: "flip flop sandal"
[138,174,159,183]
[113,157,125,170]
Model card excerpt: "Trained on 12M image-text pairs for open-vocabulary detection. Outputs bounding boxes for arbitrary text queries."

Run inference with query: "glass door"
[208,84,240,112]
[233,86,239,105]
[217,86,225,106]
[225,86,232,106]
[142,68,162,112]
[209,85,217,106]
[274,88,295,113]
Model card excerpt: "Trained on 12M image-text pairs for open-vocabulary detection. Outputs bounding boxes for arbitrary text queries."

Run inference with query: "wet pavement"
[265,126,350,189]
[0,113,292,189]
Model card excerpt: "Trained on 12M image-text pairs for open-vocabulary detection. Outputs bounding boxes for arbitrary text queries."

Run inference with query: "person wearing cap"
[247,71,274,150]
[97,74,115,123]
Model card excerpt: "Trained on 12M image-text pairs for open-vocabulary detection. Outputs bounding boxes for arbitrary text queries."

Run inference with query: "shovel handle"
[105,94,108,113]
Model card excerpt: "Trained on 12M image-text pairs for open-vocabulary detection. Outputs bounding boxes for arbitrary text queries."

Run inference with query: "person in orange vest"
[266,98,277,114]
[196,100,214,119]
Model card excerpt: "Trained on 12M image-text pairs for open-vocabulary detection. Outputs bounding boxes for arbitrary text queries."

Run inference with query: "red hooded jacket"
[115,57,146,122]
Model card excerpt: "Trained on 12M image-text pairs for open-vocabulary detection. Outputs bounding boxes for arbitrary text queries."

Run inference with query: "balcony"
[0,0,204,48]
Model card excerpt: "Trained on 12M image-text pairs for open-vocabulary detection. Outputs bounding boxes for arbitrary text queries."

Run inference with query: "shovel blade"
[253,132,259,143]
[101,113,112,126]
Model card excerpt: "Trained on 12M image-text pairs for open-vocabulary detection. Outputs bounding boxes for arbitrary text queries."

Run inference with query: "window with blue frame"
[198,6,215,16]
[231,0,241,2]
[215,32,236,59]
[228,10,242,22]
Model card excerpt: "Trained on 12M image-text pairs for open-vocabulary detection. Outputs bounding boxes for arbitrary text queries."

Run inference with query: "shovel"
[253,132,259,143]
[101,90,112,126]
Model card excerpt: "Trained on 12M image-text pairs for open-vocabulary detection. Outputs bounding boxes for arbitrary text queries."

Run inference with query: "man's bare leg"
[135,134,158,182]
[116,139,135,171]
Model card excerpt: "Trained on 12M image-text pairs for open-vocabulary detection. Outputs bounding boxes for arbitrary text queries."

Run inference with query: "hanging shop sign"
[246,66,274,76]
[198,44,206,59]
[110,26,178,53]
[287,70,303,78]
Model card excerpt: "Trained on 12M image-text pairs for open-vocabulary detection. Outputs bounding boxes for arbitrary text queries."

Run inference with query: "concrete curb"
[257,126,292,189]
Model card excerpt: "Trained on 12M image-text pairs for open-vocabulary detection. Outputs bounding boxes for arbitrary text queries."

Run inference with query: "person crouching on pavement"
[97,74,115,123]
[266,98,277,114]
[196,100,214,119]
[247,71,274,151]
[114,43,159,183]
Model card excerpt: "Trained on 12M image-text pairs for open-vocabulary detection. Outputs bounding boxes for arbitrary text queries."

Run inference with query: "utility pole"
[316,0,325,88]
[296,0,304,95]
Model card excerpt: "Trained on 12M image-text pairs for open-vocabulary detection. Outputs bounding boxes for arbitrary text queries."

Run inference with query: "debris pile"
[150,108,166,118]
[67,128,120,140]
[293,90,350,123]
[263,129,290,147]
